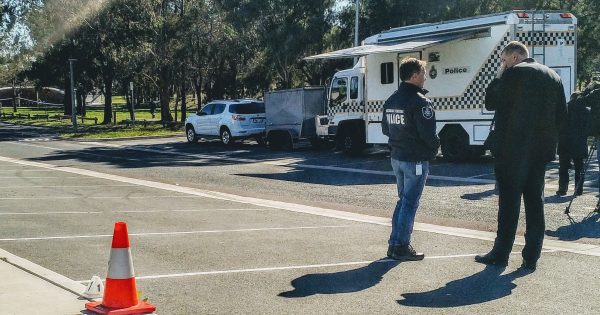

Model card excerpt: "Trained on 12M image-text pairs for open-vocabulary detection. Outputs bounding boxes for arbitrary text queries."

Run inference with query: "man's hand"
[496,62,507,79]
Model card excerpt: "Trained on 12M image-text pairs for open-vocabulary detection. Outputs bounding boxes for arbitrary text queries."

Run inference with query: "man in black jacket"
[382,58,440,261]
[477,41,567,271]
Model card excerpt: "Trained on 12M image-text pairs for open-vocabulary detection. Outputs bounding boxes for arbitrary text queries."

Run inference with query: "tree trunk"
[194,74,203,111]
[102,75,113,124]
[76,89,85,116]
[181,71,187,122]
[159,67,173,122]
[64,72,72,115]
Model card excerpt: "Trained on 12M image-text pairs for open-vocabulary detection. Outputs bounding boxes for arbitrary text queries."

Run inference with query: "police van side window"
[381,62,394,84]
[350,76,359,99]
[330,77,348,106]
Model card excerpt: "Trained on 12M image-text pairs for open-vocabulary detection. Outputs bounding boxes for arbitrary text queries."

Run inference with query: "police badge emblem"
[422,106,434,119]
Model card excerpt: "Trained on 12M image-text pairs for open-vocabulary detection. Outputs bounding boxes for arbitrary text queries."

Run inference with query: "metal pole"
[353,0,360,65]
[130,81,135,125]
[69,59,77,132]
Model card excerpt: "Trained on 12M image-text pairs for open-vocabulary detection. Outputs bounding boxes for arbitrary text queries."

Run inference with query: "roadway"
[0,122,598,314]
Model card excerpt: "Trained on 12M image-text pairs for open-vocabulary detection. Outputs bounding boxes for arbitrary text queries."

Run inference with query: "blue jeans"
[388,159,429,247]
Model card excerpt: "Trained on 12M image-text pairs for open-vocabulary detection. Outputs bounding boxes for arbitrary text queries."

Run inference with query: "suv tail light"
[560,13,572,18]
[232,114,246,121]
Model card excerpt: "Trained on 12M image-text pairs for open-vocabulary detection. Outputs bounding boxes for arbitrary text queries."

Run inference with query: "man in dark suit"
[477,41,567,272]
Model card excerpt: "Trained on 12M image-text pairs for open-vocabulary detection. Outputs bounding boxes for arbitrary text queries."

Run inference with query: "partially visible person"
[478,41,567,272]
[557,91,590,196]
[149,99,157,118]
[581,82,600,210]
[382,57,439,261]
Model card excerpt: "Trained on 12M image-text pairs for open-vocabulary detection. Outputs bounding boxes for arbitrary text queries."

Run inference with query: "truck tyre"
[220,127,234,145]
[440,127,479,161]
[337,126,365,155]
[186,125,198,144]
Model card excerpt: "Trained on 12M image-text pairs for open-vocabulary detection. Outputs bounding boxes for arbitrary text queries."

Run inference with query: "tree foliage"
[3,0,600,120]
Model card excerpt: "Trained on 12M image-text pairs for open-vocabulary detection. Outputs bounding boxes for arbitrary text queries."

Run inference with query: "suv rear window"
[229,102,265,114]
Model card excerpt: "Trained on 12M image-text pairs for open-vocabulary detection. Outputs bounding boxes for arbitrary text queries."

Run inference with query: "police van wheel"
[338,128,365,155]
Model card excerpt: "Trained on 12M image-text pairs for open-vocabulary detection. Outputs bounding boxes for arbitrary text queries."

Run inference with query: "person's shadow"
[545,212,600,241]
[460,188,497,200]
[398,266,530,308]
[279,258,400,297]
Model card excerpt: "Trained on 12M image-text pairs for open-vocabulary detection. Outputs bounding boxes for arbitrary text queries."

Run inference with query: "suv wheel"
[186,125,198,143]
[220,128,234,145]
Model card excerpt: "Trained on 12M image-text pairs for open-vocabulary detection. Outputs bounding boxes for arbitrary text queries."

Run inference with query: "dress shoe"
[474,252,508,266]
[387,244,424,261]
[519,260,537,272]
[555,190,567,196]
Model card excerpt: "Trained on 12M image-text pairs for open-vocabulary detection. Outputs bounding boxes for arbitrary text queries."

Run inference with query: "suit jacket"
[485,58,567,166]
[558,98,590,159]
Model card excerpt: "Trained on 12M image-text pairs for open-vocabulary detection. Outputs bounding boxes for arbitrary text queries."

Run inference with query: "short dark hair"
[501,41,529,58]
[400,58,426,82]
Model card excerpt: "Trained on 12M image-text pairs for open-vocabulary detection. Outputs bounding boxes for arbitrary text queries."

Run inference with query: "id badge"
[416,163,423,176]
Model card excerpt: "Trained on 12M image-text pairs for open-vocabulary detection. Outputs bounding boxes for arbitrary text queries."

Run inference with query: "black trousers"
[493,160,547,263]
[558,155,584,194]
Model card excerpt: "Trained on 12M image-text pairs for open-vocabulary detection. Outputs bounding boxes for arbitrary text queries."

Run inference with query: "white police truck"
[306,11,577,160]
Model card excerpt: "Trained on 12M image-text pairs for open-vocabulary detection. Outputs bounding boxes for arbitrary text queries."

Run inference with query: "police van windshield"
[329,77,348,106]
[228,102,265,114]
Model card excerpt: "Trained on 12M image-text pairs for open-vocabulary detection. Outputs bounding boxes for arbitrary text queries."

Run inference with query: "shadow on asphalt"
[460,188,498,200]
[397,265,530,308]
[278,259,400,297]
[545,212,600,241]
[236,170,395,186]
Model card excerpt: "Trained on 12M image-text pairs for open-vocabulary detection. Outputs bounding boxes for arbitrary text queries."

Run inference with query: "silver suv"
[185,99,266,145]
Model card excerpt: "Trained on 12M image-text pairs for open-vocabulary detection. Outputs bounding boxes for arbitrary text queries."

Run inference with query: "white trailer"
[306,11,577,160]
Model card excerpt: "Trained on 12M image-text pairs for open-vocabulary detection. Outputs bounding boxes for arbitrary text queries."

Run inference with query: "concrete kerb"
[0,248,90,300]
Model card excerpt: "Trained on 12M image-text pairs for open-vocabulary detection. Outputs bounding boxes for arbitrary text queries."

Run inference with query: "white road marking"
[0,225,353,242]
[116,208,273,213]
[0,169,56,172]
[0,211,102,215]
[0,184,135,189]
[0,209,271,215]
[79,250,558,282]
[0,176,82,179]
[1,154,598,257]
[14,142,497,185]
[0,197,78,200]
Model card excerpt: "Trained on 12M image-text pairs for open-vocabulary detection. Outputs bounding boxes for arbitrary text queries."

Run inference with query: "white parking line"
[0,176,82,179]
[0,211,103,215]
[80,250,557,282]
[1,154,598,257]
[0,197,79,200]
[0,169,56,172]
[0,184,136,189]
[14,142,497,185]
[0,225,354,242]
[116,208,274,213]
[0,209,272,216]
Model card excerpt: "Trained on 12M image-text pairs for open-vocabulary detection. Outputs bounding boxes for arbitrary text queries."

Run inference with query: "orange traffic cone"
[85,222,156,315]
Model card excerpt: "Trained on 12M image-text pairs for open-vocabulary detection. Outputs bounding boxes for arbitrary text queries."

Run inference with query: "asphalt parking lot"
[1,131,599,314]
